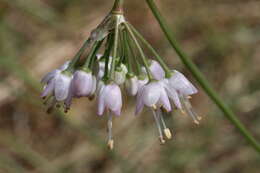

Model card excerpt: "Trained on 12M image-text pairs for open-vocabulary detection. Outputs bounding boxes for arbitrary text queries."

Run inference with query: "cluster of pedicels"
[40,3,201,149]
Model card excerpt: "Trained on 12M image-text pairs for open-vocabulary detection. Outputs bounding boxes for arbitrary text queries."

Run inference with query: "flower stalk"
[124,23,153,81]
[112,0,124,13]
[146,0,260,153]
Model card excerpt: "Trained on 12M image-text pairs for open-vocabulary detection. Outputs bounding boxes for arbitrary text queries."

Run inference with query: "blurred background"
[0,0,260,172]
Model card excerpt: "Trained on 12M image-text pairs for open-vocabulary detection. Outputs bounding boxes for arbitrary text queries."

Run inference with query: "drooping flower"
[41,71,73,113]
[70,70,96,98]
[125,75,138,96]
[164,70,201,124]
[97,82,122,150]
[135,81,173,144]
[135,81,171,115]
[40,60,72,101]
[64,69,96,110]
[54,73,73,101]
[98,83,122,116]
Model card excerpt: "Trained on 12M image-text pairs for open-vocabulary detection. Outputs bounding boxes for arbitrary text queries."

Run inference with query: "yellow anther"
[194,120,200,125]
[180,109,186,115]
[152,105,157,110]
[159,137,166,145]
[107,139,114,150]
[164,128,172,139]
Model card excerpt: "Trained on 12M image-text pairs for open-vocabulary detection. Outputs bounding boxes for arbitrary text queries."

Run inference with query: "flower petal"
[41,69,60,84]
[126,76,138,96]
[71,70,93,97]
[54,74,72,101]
[149,60,165,80]
[90,76,97,96]
[41,79,55,98]
[160,79,182,109]
[104,84,122,116]
[158,87,172,112]
[97,84,106,116]
[169,70,198,96]
[135,87,145,115]
[142,82,161,107]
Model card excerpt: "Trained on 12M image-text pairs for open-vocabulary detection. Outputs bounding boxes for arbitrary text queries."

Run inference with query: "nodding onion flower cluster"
[40,10,201,149]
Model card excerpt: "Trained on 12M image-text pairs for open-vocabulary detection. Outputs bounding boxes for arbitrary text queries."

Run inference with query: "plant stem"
[124,23,153,81]
[125,30,142,76]
[123,30,133,73]
[103,34,114,82]
[83,41,99,69]
[146,0,260,153]
[112,0,124,13]
[128,23,172,78]
[109,16,120,80]
[67,38,92,71]
[89,39,105,69]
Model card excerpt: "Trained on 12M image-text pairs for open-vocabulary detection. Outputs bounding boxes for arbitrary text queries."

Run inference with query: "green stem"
[146,0,260,153]
[83,41,99,69]
[128,22,172,78]
[122,30,133,73]
[67,38,92,71]
[103,34,114,82]
[109,15,120,80]
[124,23,153,81]
[125,31,142,76]
[118,29,125,65]
[89,39,105,69]
[112,0,124,13]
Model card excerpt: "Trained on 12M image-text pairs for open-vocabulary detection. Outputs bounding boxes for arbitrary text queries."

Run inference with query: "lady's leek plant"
[40,0,260,152]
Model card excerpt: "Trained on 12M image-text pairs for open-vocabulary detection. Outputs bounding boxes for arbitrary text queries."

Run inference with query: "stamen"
[46,98,57,114]
[88,95,95,101]
[43,95,52,105]
[180,95,201,125]
[107,111,114,150]
[152,104,157,110]
[152,109,165,144]
[180,109,186,116]
[157,109,172,140]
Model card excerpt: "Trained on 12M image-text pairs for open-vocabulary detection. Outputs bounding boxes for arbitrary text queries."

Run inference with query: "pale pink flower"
[98,83,122,116]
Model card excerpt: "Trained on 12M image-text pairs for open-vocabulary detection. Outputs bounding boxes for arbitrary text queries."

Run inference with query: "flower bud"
[114,64,128,85]
[98,83,122,116]
[125,75,138,96]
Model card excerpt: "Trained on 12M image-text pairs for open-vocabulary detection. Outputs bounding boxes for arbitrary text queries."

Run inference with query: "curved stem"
[109,16,120,80]
[128,23,172,78]
[146,0,260,153]
[103,34,114,82]
[83,41,100,69]
[124,23,154,81]
[125,31,142,76]
[67,38,92,71]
